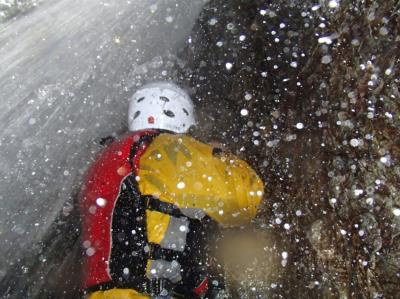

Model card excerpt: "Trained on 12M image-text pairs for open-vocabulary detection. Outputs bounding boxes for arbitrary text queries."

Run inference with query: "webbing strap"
[124,175,188,218]
[147,242,181,261]
[85,277,173,296]
[143,195,187,218]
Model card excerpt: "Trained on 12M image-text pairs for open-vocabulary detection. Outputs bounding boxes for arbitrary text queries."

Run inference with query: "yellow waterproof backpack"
[137,134,264,227]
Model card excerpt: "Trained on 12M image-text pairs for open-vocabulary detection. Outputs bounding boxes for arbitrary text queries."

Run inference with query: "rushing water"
[1,0,399,298]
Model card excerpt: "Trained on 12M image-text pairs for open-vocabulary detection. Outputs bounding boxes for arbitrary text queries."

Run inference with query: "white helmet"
[128,82,196,133]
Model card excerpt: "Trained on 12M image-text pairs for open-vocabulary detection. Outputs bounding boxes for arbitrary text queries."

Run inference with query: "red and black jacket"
[79,130,223,298]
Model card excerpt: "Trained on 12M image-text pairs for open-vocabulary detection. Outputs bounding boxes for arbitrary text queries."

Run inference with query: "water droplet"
[244,93,252,100]
[392,208,400,216]
[86,247,95,256]
[318,36,332,44]
[379,27,388,36]
[350,138,360,147]
[328,0,338,8]
[96,197,107,207]
[354,189,364,196]
[225,62,233,70]
[208,18,217,26]
[177,182,185,189]
[321,55,332,64]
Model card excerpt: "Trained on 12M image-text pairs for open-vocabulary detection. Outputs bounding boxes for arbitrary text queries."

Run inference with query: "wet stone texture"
[178,0,400,298]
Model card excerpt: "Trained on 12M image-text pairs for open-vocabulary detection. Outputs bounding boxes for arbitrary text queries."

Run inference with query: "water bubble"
[244,93,252,100]
[149,4,158,13]
[165,16,174,23]
[328,1,339,8]
[208,18,217,26]
[226,23,234,30]
[240,109,249,116]
[379,27,389,36]
[83,240,91,249]
[321,55,332,64]
[318,37,333,44]
[96,197,107,207]
[177,182,185,189]
[311,5,321,11]
[354,189,364,196]
[380,156,388,164]
[366,197,374,205]
[86,247,95,256]
[225,62,233,70]
[350,138,360,147]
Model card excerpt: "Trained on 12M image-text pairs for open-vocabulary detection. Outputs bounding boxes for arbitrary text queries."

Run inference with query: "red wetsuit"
[79,130,157,289]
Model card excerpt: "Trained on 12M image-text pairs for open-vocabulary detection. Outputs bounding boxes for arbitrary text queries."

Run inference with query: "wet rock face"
[181,0,400,298]
[0,0,44,22]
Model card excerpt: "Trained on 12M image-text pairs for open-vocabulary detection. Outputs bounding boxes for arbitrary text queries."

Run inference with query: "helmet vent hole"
[163,110,175,118]
[182,108,189,116]
[133,111,141,119]
[160,96,170,102]
[137,97,145,103]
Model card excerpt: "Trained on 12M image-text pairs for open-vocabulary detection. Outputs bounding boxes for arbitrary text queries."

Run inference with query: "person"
[79,82,264,298]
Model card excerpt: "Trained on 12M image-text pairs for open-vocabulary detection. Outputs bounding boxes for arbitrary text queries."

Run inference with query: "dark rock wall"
[180,0,400,298]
